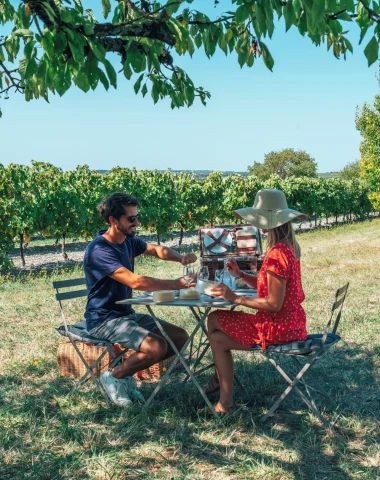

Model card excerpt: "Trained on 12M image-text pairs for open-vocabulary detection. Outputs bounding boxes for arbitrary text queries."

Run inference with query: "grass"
[0,220,379,479]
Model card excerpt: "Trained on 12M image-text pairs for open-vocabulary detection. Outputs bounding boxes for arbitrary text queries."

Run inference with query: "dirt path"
[8,216,378,276]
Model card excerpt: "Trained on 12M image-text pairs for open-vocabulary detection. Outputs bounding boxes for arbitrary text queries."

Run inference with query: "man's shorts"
[89,312,168,351]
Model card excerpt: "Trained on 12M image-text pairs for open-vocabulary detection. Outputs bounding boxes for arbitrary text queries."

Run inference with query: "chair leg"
[260,354,331,427]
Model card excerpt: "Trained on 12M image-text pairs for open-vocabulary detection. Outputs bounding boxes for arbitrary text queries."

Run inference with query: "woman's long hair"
[266,222,301,259]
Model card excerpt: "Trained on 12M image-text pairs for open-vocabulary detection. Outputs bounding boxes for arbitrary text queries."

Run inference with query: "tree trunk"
[156,232,160,245]
[19,233,25,267]
[179,221,185,246]
[335,215,338,224]
[314,215,317,227]
[62,232,69,261]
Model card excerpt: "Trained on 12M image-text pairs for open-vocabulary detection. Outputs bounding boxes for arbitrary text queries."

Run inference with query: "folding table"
[116,292,256,417]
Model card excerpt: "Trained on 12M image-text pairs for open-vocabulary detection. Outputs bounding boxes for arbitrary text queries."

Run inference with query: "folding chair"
[53,278,127,403]
[251,282,349,427]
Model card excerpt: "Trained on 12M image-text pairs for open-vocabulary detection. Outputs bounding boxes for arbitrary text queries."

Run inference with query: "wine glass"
[214,269,224,284]
[198,266,209,281]
[183,265,195,287]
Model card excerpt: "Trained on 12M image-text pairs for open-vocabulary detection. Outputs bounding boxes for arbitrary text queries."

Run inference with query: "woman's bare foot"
[213,401,235,415]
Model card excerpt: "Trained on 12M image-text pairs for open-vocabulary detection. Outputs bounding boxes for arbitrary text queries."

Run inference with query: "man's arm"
[144,243,197,265]
[110,266,190,291]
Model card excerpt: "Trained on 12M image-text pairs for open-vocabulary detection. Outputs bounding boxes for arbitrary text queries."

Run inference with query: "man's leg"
[111,332,167,379]
[154,322,189,358]
[111,318,188,378]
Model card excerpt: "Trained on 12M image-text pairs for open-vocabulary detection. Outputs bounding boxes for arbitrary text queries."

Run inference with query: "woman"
[207,189,308,414]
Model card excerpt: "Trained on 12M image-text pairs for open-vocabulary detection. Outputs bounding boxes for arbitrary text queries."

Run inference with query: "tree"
[356,95,380,210]
[248,148,318,180]
[339,160,362,180]
[1,0,379,117]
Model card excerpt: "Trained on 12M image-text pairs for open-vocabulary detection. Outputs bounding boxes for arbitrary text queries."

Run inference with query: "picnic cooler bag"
[199,224,264,281]
[57,339,175,382]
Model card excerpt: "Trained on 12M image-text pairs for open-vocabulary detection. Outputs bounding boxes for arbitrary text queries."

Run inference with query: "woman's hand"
[225,259,242,278]
[210,283,237,303]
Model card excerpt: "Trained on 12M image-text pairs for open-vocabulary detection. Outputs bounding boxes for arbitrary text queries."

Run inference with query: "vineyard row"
[0,162,375,269]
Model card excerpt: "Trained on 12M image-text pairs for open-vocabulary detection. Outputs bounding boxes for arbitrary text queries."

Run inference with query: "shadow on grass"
[0,343,378,479]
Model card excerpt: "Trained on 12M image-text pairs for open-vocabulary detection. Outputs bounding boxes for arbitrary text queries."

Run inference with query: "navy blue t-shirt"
[84,231,147,331]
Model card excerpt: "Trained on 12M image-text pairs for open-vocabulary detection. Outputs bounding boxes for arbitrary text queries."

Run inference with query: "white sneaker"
[122,376,145,402]
[99,370,133,407]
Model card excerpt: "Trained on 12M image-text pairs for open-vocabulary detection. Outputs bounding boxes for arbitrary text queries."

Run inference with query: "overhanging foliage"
[0,0,379,116]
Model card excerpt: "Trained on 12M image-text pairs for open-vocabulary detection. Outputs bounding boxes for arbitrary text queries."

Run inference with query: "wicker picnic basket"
[57,339,175,382]
[199,224,263,281]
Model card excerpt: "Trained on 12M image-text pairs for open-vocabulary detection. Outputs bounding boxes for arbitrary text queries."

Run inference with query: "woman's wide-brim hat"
[233,189,307,230]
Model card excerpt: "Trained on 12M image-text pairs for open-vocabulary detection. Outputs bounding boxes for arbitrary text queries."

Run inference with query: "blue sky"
[0,1,378,173]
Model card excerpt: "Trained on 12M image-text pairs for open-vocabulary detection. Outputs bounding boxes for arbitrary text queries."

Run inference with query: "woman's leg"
[207,312,251,411]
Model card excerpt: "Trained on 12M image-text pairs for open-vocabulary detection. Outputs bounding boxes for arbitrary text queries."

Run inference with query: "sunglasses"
[125,214,140,223]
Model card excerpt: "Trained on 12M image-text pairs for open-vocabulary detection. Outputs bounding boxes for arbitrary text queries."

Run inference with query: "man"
[84,192,197,406]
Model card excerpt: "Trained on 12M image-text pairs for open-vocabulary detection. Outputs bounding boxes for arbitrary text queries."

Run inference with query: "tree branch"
[188,15,235,26]
[93,20,176,46]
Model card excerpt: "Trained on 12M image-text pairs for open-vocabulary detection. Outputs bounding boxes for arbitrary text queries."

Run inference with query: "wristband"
[236,272,244,280]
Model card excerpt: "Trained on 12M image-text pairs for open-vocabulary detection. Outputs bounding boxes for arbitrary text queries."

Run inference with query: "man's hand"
[210,283,237,303]
[180,253,197,265]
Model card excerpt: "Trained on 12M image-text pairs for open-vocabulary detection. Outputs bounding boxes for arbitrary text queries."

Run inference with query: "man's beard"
[116,222,136,238]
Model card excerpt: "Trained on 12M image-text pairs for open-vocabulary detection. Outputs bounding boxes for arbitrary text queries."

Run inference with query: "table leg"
[143,305,219,418]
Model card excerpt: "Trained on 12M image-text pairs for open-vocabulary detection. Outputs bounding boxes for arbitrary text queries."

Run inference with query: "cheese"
[179,288,201,300]
[153,290,175,303]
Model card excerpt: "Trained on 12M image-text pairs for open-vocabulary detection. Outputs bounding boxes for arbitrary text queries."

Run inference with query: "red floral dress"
[216,242,307,350]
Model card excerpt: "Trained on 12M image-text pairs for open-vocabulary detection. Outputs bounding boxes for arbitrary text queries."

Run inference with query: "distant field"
[0,220,379,479]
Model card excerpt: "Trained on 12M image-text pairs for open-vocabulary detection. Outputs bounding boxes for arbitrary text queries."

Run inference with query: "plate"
[203,228,233,254]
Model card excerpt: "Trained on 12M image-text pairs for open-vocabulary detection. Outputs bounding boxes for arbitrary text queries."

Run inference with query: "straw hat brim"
[233,207,308,230]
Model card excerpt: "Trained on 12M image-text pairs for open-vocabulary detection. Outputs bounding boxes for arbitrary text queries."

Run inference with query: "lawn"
[0,220,379,479]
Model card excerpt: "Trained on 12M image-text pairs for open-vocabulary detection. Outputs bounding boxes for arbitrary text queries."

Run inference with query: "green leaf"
[344,37,353,54]
[68,39,83,64]
[129,50,147,73]
[123,61,132,80]
[255,3,267,37]
[364,36,379,67]
[134,73,144,94]
[102,0,111,19]
[98,68,109,90]
[263,0,275,38]
[283,1,296,32]
[53,71,71,96]
[340,0,355,11]
[166,0,182,15]
[103,59,117,88]
[194,33,202,49]
[151,82,159,104]
[54,32,67,55]
[88,40,106,61]
[141,83,148,97]
[311,0,325,36]
[235,4,251,23]
[75,69,90,92]
[260,41,274,71]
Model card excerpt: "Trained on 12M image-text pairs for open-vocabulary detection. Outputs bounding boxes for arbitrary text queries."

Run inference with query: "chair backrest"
[320,282,349,348]
[53,277,89,301]
[53,278,89,333]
